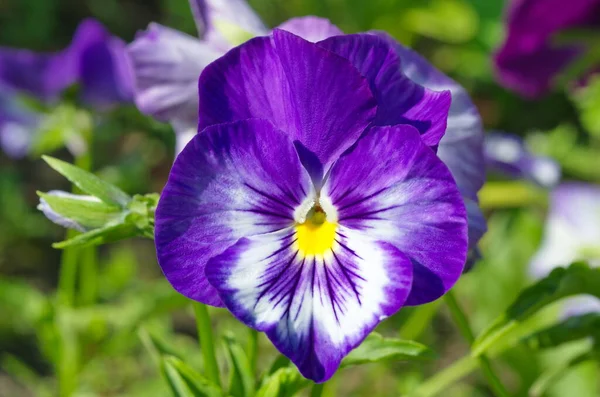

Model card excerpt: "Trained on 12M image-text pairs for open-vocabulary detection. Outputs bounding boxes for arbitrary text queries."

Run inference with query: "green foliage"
[572,75,600,137]
[524,314,600,350]
[223,333,256,397]
[255,367,308,397]
[473,263,600,356]
[342,332,436,367]
[163,356,223,397]
[43,155,131,207]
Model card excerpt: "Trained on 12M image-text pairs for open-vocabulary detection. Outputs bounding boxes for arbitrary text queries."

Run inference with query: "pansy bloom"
[485,132,561,188]
[0,19,133,157]
[155,30,469,381]
[530,183,600,317]
[494,0,600,97]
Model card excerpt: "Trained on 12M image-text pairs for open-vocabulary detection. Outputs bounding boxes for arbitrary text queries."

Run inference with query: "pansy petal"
[190,0,268,50]
[155,119,312,306]
[485,131,561,188]
[322,125,468,305]
[199,29,377,172]
[277,17,343,43]
[318,33,451,146]
[128,23,222,123]
[79,36,134,106]
[206,227,412,382]
[0,49,73,101]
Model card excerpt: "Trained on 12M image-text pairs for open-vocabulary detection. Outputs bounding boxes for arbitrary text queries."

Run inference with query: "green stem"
[310,383,325,397]
[77,246,97,305]
[444,291,510,397]
[57,231,79,307]
[247,329,259,375]
[74,131,97,306]
[411,355,478,397]
[193,303,221,388]
[399,301,441,341]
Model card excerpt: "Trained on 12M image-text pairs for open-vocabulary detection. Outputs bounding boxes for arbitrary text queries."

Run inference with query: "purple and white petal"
[485,132,561,188]
[128,23,222,124]
[205,227,412,382]
[199,29,376,173]
[155,119,313,306]
[37,190,101,232]
[0,86,41,158]
[321,125,468,305]
[278,17,343,43]
[190,0,267,50]
[319,33,451,146]
[562,296,600,317]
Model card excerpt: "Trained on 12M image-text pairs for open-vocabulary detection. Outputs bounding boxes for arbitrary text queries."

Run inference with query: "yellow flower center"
[295,206,337,257]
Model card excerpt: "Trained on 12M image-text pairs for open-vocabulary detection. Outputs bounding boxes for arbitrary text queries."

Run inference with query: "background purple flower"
[0,18,133,106]
[494,0,600,97]
[485,131,561,188]
[156,30,468,381]
[530,183,600,316]
[374,32,487,258]
[128,0,346,154]
[0,85,42,158]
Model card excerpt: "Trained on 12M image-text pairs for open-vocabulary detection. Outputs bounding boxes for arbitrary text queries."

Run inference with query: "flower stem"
[399,300,441,341]
[247,329,259,375]
[310,383,325,397]
[193,303,221,388]
[444,290,510,397]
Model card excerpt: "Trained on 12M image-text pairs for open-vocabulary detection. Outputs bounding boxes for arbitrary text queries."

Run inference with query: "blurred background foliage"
[1,0,599,396]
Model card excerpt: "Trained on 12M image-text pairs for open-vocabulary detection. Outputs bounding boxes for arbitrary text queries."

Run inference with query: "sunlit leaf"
[341,332,436,367]
[52,222,138,249]
[472,263,600,356]
[163,356,223,397]
[255,367,308,397]
[223,333,255,397]
[42,155,131,206]
[524,313,600,349]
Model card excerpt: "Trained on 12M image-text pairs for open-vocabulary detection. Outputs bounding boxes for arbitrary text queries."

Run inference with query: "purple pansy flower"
[0,85,42,158]
[128,0,346,154]
[0,19,133,157]
[155,29,468,382]
[485,132,561,188]
[494,0,600,98]
[0,18,133,106]
[530,183,600,316]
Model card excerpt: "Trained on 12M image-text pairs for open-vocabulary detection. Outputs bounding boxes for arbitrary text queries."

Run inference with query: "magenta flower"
[494,0,600,97]
[155,30,469,382]
[0,19,133,106]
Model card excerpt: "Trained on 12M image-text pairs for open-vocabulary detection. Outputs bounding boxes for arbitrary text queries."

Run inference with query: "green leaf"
[163,356,223,397]
[42,155,130,206]
[51,222,138,249]
[38,191,123,230]
[572,74,600,137]
[529,352,593,397]
[523,313,600,350]
[255,367,309,397]
[223,333,255,397]
[472,263,600,356]
[341,332,436,367]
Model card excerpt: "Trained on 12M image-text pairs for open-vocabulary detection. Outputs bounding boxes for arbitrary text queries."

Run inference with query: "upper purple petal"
[494,0,600,97]
[318,33,451,147]
[277,16,343,43]
[128,23,223,124]
[154,118,313,306]
[198,29,377,174]
[322,125,468,305]
[189,0,268,51]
